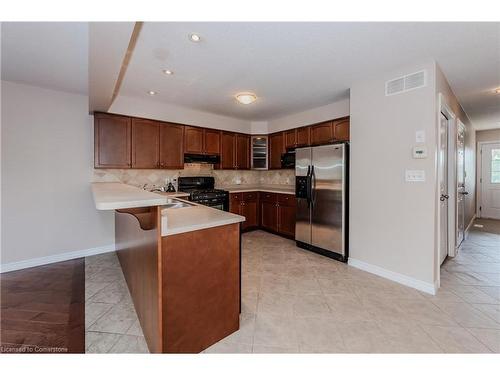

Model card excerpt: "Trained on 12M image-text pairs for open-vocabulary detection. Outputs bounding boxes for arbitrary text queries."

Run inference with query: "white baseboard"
[348,258,437,295]
[0,244,116,273]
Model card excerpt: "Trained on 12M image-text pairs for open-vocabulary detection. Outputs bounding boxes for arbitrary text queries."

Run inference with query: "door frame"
[477,140,500,218]
[436,93,456,286]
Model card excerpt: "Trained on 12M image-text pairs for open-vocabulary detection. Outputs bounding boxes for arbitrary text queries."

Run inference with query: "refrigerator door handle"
[310,165,316,206]
[306,165,312,207]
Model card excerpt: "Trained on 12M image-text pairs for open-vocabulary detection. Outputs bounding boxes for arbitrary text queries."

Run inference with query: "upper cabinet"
[132,119,160,169]
[220,132,250,170]
[221,132,236,169]
[296,127,310,147]
[204,129,221,155]
[94,112,349,171]
[333,117,350,141]
[184,126,221,155]
[235,134,250,169]
[284,127,311,149]
[269,132,284,169]
[310,121,334,146]
[160,123,184,169]
[184,126,205,154]
[94,113,132,168]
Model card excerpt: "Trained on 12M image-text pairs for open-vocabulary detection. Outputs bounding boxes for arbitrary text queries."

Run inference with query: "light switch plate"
[416,130,425,143]
[405,170,425,182]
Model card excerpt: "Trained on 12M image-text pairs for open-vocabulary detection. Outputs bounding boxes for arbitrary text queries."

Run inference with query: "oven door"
[196,198,228,211]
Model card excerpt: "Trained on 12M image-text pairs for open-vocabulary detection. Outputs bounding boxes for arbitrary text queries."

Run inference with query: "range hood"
[184,153,220,164]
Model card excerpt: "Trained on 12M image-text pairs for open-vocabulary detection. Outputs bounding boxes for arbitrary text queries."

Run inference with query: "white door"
[456,123,466,247]
[439,113,450,265]
[480,143,500,219]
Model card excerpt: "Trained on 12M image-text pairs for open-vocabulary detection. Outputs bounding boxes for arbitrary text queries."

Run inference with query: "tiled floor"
[85,219,500,353]
[85,253,149,353]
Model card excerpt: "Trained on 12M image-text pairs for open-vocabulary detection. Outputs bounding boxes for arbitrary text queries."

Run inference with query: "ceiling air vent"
[385,70,426,96]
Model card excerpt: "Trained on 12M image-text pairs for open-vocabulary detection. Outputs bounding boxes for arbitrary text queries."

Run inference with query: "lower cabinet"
[230,191,296,238]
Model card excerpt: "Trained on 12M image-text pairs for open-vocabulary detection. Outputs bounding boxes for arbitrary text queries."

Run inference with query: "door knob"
[460,191,469,195]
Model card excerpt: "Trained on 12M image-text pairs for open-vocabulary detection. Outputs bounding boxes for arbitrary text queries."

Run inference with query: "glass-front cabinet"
[251,136,268,170]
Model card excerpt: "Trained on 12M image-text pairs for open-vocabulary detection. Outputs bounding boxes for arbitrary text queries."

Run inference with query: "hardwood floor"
[0,259,85,353]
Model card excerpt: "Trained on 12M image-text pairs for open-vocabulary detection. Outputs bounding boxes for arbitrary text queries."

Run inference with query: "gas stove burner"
[178,176,229,211]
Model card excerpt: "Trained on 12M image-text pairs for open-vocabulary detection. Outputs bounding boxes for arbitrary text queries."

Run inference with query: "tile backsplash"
[92,165,294,188]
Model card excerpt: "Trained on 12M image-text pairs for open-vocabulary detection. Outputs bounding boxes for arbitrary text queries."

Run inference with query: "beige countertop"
[154,191,190,198]
[161,199,245,236]
[91,182,171,210]
[218,184,295,195]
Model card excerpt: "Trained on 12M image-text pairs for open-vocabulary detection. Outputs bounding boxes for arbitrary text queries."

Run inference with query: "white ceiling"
[120,22,500,128]
[1,22,88,95]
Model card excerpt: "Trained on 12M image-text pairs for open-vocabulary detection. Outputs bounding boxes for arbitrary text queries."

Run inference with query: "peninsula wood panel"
[160,123,184,169]
[115,207,162,353]
[94,113,131,168]
[131,118,160,168]
[161,224,240,353]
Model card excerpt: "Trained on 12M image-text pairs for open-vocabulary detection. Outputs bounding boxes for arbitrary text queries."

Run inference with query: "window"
[492,149,500,183]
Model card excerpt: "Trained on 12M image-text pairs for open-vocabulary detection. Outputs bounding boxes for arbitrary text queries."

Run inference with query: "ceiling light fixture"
[148,90,157,96]
[189,33,201,42]
[163,69,174,75]
[235,92,257,105]
[495,88,500,94]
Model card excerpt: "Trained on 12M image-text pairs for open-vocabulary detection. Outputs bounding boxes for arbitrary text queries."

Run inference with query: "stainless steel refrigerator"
[295,143,348,261]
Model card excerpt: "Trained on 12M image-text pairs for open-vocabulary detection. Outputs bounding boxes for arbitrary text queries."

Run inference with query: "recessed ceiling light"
[163,69,174,75]
[148,90,157,96]
[235,92,257,105]
[189,33,201,42]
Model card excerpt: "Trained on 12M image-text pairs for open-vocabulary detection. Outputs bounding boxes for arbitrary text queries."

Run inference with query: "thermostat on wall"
[412,146,427,159]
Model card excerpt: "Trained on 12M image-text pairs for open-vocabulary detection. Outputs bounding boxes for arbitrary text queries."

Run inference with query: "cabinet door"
[310,121,333,145]
[277,194,296,237]
[333,117,350,141]
[284,129,296,149]
[131,119,160,168]
[261,201,278,232]
[204,129,221,154]
[221,132,236,169]
[184,126,204,154]
[236,134,250,169]
[278,205,296,237]
[241,200,258,230]
[229,193,241,215]
[94,113,132,168]
[269,132,284,169]
[160,123,184,169]
[296,126,310,147]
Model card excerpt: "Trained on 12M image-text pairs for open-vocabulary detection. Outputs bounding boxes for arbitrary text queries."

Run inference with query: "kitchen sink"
[162,198,195,209]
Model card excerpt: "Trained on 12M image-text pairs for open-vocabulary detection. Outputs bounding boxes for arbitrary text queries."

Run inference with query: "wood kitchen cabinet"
[259,192,296,238]
[333,117,350,141]
[285,127,310,149]
[296,126,310,147]
[268,132,285,169]
[310,121,334,145]
[160,123,184,169]
[236,134,250,169]
[230,192,258,231]
[220,132,250,170]
[94,113,132,168]
[184,126,221,155]
[184,126,205,154]
[132,118,160,168]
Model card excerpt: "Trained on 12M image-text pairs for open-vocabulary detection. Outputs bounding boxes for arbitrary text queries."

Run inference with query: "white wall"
[349,61,438,292]
[267,98,350,133]
[110,94,252,133]
[1,81,114,270]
